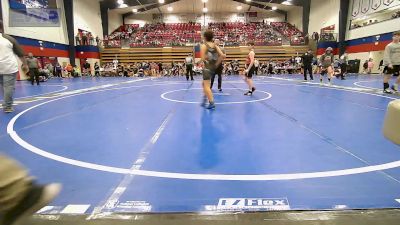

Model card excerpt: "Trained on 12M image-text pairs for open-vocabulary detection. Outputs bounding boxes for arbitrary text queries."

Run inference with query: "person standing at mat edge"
[185,53,194,81]
[0,23,29,113]
[201,30,225,109]
[383,31,400,94]
[244,42,256,95]
[301,49,314,81]
[26,53,40,85]
[211,39,224,92]
[339,51,348,80]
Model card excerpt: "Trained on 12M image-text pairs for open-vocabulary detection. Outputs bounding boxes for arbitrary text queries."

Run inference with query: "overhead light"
[272,6,277,10]
[202,0,208,3]
[282,1,292,5]
[119,3,127,8]
[246,0,251,2]
[202,7,208,13]
[167,6,173,11]
[237,5,242,10]
[117,0,124,4]
[159,0,165,3]
[132,8,138,13]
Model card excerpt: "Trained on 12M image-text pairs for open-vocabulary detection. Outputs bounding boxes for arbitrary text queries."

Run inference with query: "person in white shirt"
[383,31,400,93]
[0,26,28,113]
[0,20,61,225]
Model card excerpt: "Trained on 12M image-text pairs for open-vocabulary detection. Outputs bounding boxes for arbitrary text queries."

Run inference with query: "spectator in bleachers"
[75,33,81,46]
[89,33,94,45]
[368,58,374,74]
[82,32,88,46]
[363,60,369,74]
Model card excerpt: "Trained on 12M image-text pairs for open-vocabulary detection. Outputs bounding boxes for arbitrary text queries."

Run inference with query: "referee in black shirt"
[301,49,314,81]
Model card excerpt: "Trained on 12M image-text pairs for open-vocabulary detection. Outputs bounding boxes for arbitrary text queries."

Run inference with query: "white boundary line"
[6,81,400,181]
[17,85,69,99]
[265,77,398,100]
[1,85,68,101]
[161,88,272,104]
[89,82,192,218]
[353,80,381,91]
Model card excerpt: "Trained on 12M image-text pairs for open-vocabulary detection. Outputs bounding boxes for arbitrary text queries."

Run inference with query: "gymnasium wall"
[308,0,340,34]
[346,16,400,40]
[108,10,123,34]
[73,0,103,39]
[123,12,285,27]
[316,31,394,73]
[10,36,100,79]
[1,0,69,44]
[346,32,394,73]
[287,7,303,32]
[342,0,400,73]
[124,14,153,28]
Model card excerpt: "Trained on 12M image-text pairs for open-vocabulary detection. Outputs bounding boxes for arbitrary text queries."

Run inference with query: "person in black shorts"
[319,47,335,85]
[339,51,348,80]
[244,42,256,95]
[301,49,314,81]
[201,30,225,109]
[383,31,400,94]
[185,53,194,81]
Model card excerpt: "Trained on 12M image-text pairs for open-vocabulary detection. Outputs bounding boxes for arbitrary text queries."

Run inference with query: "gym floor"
[1,74,400,219]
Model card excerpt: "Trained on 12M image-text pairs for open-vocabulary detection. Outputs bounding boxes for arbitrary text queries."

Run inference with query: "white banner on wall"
[351,0,400,18]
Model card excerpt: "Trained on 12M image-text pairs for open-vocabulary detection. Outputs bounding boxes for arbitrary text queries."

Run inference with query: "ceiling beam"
[123,0,180,17]
[135,0,148,11]
[105,0,158,10]
[232,0,287,15]
[254,0,304,7]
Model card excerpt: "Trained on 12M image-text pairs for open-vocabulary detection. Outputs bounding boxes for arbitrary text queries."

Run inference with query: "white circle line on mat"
[161,88,272,104]
[6,82,400,180]
[353,80,381,91]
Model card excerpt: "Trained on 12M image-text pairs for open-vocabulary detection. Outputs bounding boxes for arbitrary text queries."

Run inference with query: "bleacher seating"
[101,45,309,67]
[104,22,306,48]
[104,23,201,48]
[270,22,304,38]
[208,22,282,46]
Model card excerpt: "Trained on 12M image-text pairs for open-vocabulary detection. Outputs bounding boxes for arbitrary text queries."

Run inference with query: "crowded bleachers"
[208,22,282,46]
[271,22,303,39]
[101,45,309,70]
[104,21,307,48]
[104,23,201,48]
